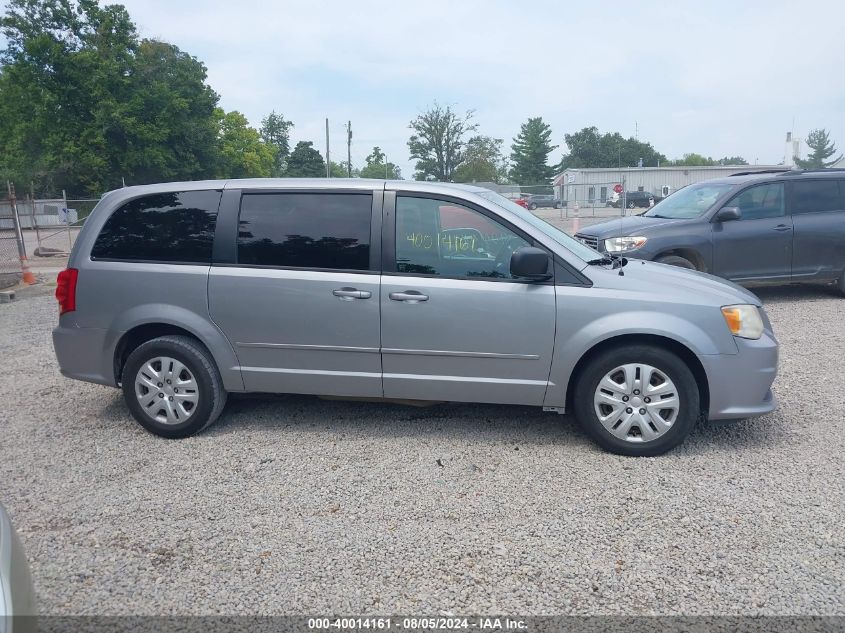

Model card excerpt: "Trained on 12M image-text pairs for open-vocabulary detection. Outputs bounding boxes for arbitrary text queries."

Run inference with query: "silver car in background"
[52,179,778,456]
[0,503,36,632]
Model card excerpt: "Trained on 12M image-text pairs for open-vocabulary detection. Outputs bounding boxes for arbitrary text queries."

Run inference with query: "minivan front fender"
[544,305,736,409]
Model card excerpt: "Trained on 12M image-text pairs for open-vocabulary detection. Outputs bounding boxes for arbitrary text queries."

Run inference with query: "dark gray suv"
[575,170,845,293]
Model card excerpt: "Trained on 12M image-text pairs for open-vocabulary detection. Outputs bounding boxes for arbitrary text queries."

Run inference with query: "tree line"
[0,1,840,197]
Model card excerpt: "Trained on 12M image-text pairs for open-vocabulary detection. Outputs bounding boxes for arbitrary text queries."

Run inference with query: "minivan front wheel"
[121,335,227,439]
[573,345,699,456]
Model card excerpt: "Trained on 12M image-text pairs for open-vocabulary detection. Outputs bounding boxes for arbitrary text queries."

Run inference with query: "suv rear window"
[237,193,371,270]
[790,180,844,214]
[91,191,221,263]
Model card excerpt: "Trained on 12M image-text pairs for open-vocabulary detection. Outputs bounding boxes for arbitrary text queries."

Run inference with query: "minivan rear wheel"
[121,335,227,439]
[573,345,699,456]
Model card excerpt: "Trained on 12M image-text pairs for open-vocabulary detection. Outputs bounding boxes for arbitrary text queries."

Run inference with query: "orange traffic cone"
[20,256,36,284]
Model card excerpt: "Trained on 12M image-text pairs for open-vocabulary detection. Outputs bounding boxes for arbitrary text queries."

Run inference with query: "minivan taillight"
[56,268,78,315]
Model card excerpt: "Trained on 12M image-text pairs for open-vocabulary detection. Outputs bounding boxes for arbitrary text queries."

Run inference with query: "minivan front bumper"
[701,330,779,420]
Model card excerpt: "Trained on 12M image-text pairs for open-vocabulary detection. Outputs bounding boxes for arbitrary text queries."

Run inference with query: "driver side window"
[725,183,785,221]
[395,196,530,279]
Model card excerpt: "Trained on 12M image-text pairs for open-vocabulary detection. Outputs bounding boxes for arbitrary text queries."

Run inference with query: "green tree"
[559,127,667,170]
[214,109,275,178]
[408,103,477,181]
[453,135,507,183]
[795,128,842,168]
[260,111,294,176]
[287,141,326,177]
[717,156,748,165]
[359,146,401,179]
[0,0,225,195]
[667,153,717,166]
[328,161,354,178]
[510,117,557,185]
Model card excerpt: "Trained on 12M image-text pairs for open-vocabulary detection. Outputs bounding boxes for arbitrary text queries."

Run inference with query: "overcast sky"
[120,0,844,176]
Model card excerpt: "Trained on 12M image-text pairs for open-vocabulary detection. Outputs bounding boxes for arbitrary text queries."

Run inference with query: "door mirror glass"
[716,206,741,222]
[510,246,551,279]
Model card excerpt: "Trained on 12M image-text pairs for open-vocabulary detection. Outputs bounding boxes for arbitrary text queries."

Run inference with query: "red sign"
[613,184,623,194]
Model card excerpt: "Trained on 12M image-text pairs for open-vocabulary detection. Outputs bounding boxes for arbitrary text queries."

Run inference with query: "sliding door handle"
[332,287,371,300]
[389,290,429,303]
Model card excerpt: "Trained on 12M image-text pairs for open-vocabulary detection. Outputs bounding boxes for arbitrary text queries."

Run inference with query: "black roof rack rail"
[778,168,845,176]
[729,169,792,176]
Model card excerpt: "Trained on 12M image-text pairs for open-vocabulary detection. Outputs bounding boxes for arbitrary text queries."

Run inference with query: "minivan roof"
[103,178,494,197]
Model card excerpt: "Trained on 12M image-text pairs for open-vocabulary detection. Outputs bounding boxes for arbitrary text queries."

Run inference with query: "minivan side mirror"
[715,206,741,222]
[510,246,551,280]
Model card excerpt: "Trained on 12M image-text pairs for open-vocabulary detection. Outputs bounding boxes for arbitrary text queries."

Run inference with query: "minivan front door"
[208,190,383,397]
[380,193,556,405]
[711,182,792,282]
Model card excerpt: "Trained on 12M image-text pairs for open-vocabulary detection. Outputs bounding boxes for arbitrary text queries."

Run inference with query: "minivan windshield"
[643,182,736,219]
[477,191,598,262]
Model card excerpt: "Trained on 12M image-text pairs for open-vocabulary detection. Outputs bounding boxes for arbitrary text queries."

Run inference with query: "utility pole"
[346,121,352,178]
[325,118,330,178]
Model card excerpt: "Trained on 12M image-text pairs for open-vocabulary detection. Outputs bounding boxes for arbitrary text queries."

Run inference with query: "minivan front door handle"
[773,224,792,232]
[389,290,429,303]
[332,287,371,300]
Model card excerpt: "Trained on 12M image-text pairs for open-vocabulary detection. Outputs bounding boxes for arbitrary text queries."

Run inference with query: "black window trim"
[384,190,590,286]
[213,188,383,274]
[90,189,223,265]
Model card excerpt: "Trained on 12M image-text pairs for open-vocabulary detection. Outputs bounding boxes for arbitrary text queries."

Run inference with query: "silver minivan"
[53,180,779,456]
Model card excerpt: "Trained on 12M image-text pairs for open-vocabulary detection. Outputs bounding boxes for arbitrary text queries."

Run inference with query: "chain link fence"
[0,192,24,289]
[476,182,637,235]
[0,189,99,288]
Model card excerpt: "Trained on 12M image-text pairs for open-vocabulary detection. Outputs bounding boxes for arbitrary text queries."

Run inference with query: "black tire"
[529,203,538,210]
[627,201,636,209]
[656,254,697,270]
[572,345,700,456]
[121,335,227,439]
[838,269,845,296]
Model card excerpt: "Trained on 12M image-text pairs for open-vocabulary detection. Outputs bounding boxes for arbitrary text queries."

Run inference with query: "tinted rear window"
[237,193,371,270]
[790,180,844,214]
[92,191,221,263]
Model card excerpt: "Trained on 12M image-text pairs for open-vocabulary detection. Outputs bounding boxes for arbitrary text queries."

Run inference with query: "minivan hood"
[586,258,762,307]
[578,215,687,239]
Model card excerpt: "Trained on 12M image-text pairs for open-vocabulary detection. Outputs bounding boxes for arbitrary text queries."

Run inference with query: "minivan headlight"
[605,236,647,252]
[721,304,764,339]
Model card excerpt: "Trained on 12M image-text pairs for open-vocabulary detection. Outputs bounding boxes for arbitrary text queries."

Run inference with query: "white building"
[552,165,784,206]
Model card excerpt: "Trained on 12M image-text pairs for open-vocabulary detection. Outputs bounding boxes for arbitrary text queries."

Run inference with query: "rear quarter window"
[790,180,844,214]
[91,191,222,263]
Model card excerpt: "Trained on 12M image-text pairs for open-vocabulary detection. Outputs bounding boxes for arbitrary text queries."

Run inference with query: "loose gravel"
[0,284,843,616]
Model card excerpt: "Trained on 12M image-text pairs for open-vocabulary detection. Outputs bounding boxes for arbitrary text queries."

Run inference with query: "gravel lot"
[0,283,843,616]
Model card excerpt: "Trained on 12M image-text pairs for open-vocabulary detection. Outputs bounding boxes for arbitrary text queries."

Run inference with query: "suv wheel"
[573,345,700,456]
[529,203,538,210]
[627,201,636,209]
[121,335,227,439]
[656,254,697,270]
